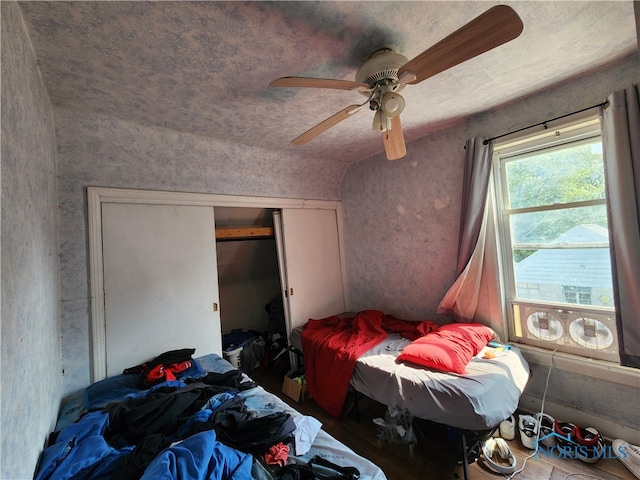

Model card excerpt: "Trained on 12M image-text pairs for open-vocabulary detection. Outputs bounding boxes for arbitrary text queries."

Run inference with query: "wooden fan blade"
[270,77,370,92]
[292,105,362,145]
[383,115,406,160]
[398,5,523,84]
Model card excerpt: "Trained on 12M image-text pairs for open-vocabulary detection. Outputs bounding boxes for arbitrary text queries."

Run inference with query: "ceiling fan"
[270,5,523,160]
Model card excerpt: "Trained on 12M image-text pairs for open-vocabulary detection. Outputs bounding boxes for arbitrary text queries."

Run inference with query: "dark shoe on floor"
[554,420,577,449]
[536,413,556,447]
[576,426,605,464]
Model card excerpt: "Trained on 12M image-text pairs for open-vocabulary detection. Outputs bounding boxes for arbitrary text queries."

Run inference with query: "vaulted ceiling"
[18,1,638,165]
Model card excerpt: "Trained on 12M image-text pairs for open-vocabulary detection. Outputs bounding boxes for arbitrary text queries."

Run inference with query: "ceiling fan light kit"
[269,5,524,161]
[372,110,389,133]
[381,92,405,117]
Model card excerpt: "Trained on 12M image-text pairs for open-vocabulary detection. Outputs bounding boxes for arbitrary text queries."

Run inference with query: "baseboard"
[519,393,640,444]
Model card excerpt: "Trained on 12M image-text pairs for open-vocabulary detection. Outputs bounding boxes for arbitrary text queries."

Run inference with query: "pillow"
[397,323,494,374]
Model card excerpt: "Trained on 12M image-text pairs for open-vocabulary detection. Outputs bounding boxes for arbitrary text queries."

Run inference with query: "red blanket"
[301,310,437,418]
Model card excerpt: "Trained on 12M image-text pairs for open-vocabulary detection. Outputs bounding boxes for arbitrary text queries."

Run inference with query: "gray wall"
[470,53,640,440]
[342,122,466,322]
[342,53,639,320]
[341,52,640,439]
[1,2,62,478]
[54,107,351,397]
[216,239,281,334]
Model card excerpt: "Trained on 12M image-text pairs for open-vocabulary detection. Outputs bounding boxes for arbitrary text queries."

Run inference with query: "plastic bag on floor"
[373,405,417,456]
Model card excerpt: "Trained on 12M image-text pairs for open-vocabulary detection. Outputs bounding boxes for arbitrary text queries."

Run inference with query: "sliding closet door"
[275,208,346,334]
[102,203,221,377]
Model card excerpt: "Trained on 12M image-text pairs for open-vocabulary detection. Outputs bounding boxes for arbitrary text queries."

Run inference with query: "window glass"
[509,204,608,245]
[504,140,605,209]
[494,119,618,362]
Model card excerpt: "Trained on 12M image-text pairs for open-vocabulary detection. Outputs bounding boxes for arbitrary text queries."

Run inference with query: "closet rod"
[483,100,608,145]
[215,227,274,240]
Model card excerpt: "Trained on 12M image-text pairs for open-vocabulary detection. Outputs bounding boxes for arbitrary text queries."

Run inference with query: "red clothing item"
[144,360,192,385]
[264,442,289,467]
[301,310,437,418]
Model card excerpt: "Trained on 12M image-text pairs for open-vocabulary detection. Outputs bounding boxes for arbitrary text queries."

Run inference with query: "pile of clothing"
[35,349,296,480]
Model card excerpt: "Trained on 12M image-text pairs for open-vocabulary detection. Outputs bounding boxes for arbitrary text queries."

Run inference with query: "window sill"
[513,343,640,387]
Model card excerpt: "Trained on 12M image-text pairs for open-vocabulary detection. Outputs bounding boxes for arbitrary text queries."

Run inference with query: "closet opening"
[88,186,344,383]
[214,207,289,375]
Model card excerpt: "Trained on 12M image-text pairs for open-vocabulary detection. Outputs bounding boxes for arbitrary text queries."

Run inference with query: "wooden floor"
[251,367,636,480]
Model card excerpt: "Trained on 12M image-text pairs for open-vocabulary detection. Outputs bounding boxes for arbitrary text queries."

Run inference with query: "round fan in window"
[269,5,523,160]
[526,311,564,342]
[569,317,614,350]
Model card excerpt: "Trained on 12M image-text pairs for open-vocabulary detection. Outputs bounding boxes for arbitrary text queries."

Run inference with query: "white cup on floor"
[499,415,516,440]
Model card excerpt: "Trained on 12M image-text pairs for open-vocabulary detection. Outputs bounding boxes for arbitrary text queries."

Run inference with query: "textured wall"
[342,53,638,319]
[468,54,640,140]
[55,108,348,398]
[470,53,640,439]
[341,52,640,439]
[1,2,62,478]
[341,123,466,322]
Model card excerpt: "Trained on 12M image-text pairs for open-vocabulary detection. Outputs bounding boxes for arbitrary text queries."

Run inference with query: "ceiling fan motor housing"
[355,49,409,88]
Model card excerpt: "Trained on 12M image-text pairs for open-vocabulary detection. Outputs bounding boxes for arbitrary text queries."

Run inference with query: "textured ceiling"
[18,1,638,165]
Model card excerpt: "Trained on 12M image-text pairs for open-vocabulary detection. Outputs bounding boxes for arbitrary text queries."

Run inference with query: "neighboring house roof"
[515,225,612,288]
[550,224,609,244]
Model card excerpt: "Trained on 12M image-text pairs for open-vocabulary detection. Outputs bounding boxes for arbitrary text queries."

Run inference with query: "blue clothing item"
[55,410,109,445]
[140,430,253,480]
[204,391,236,412]
[35,436,75,480]
[83,373,140,410]
[55,399,86,432]
[175,408,215,439]
[174,392,236,439]
[35,410,133,480]
[144,380,188,395]
[223,330,260,350]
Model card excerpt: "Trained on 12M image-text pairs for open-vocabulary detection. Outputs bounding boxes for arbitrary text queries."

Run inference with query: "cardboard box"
[282,370,310,403]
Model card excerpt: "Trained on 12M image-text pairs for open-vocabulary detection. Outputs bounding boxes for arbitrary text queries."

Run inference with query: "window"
[562,286,592,305]
[493,117,618,361]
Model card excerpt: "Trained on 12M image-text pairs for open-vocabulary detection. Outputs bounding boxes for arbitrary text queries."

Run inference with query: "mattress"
[290,327,530,431]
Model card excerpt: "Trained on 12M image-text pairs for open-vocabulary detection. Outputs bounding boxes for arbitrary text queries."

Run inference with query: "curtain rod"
[483,100,608,145]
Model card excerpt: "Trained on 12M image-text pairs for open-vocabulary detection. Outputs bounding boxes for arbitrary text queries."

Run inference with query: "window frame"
[492,115,619,362]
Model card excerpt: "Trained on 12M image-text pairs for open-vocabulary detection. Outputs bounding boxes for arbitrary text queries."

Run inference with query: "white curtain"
[601,84,640,368]
[437,137,494,322]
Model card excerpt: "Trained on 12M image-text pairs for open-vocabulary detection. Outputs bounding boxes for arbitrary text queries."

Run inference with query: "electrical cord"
[562,475,604,480]
[504,348,557,479]
[489,348,611,480]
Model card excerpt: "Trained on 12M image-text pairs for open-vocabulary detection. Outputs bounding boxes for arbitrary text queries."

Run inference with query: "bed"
[35,351,387,480]
[289,310,530,478]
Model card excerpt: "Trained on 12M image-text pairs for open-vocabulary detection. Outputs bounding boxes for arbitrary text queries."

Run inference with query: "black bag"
[274,456,360,480]
[270,339,291,377]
